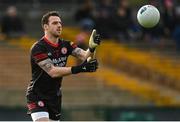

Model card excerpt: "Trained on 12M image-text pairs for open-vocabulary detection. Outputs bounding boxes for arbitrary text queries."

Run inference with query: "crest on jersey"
[38,101,44,107]
[61,47,67,54]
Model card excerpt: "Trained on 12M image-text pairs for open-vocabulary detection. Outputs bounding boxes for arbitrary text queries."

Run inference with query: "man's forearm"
[72,48,92,61]
[49,66,72,77]
[38,58,73,78]
[38,57,98,78]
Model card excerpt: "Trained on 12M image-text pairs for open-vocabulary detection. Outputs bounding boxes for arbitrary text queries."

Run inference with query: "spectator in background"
[173,12,180,53]
[94,0,115,39]
[74,0,95,27]
[75,19,94,64]
[1,6,25,39]
[141,0,164,46]
[162,0,177,38]
[112,0,133,42]
[75,19,94,50]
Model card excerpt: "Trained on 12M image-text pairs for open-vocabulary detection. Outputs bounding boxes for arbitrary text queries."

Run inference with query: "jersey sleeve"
[31,44,48,63]
[69,41,78,54]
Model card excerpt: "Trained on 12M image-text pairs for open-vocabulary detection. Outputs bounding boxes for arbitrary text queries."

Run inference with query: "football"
[137,5,160,28]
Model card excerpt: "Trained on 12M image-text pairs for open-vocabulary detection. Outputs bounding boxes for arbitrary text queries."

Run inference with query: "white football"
[137,5,160,28]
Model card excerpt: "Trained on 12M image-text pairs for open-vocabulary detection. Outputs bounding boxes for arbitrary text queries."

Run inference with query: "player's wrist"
[71,66,81,74]
[71,60,89,74]
[89,47,95,53]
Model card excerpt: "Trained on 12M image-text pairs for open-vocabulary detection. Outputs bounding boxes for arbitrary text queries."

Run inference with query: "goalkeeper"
[26,11,101,121]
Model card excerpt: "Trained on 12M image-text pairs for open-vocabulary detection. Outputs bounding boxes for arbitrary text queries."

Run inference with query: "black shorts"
[27,96,62,120]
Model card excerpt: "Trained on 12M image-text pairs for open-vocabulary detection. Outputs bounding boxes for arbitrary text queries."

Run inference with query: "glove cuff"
[89,47,95,53]
[71,66,80,74]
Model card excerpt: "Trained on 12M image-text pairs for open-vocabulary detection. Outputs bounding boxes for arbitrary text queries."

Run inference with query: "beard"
[51,31,60,38]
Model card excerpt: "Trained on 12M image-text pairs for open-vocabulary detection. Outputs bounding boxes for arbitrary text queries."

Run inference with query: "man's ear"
[43,24,48,30]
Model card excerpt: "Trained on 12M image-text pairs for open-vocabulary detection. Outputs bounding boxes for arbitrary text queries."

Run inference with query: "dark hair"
[41,11,60,28]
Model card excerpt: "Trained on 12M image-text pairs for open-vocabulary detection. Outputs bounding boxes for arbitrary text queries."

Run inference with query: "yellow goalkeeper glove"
[89,29,101,53]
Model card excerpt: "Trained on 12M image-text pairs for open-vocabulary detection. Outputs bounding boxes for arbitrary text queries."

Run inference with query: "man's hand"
[89,29,101,53]
[71,59,98,74]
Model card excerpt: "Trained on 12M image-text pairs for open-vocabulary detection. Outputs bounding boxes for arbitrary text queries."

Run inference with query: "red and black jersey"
[26,37,77,101]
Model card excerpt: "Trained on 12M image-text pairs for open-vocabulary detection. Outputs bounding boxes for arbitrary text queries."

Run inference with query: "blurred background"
[0,0,180,121]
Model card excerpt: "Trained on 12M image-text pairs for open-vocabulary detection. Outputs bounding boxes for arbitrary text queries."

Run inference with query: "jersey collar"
[43,36,59,48]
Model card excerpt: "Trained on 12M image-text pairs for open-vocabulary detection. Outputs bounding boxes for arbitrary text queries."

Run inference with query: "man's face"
[45,16,62,37]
